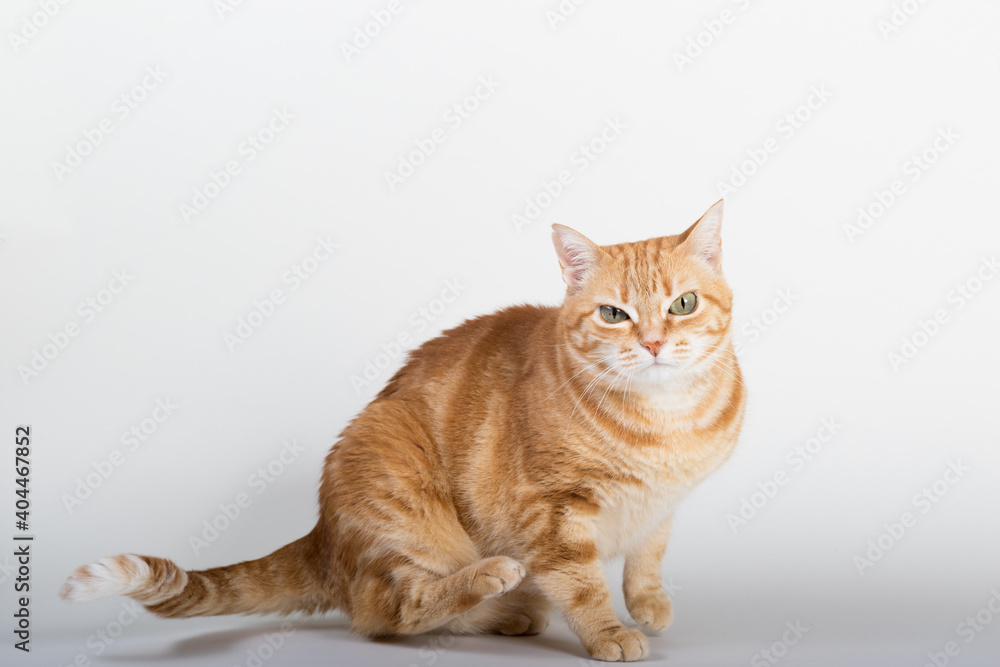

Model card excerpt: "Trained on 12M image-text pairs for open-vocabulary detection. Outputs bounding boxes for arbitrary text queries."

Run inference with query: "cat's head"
[552,200,734,390]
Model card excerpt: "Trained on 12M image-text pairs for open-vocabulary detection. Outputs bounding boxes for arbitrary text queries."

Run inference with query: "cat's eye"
[599,305,630,324]
[668,292,698,316]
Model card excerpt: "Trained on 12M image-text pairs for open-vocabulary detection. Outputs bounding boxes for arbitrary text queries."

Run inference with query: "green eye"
[668,292,698,316]
[599,305,630,324]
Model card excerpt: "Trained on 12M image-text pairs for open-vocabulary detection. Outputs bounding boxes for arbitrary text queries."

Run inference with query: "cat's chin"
[635,360,688,385]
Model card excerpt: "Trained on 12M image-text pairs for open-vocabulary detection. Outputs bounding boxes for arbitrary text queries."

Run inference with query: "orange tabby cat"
[61,201,745,662]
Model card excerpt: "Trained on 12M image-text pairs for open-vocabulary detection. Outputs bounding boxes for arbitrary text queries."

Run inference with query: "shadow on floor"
[99,616,592,664]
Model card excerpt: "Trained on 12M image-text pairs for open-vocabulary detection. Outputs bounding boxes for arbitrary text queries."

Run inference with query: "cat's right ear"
[551,224,601,293]
[675,199,724,272]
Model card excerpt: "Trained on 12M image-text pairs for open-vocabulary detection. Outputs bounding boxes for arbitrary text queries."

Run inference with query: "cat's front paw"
[625,590,673,632]
[583,625,650,662]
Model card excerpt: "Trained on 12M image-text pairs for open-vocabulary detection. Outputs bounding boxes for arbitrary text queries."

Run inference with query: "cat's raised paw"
[584,626,650,662]
[625,591,673,632]
[471,556,526,598]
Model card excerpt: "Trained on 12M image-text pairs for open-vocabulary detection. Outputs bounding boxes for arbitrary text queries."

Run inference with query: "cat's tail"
[58,527,334,618]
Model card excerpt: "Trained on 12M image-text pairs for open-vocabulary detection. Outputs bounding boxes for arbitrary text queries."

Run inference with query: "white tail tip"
[60,555,152,602]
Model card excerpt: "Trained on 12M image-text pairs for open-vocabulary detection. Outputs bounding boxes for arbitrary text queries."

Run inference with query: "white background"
[2,1,1000,665]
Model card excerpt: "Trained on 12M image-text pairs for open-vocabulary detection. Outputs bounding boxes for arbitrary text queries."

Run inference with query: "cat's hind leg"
[329,405,528,637]
[480,587,551,636]
[349,553,526,636]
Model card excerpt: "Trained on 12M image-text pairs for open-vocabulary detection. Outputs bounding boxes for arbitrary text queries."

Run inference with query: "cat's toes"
[626,591,673,632]
[493,608,549,636]
[472,556,526,598]
[584,626,650,662]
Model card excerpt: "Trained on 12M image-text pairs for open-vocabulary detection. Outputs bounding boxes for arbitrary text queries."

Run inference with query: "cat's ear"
[676,199,724,271]
[551,224,601,292]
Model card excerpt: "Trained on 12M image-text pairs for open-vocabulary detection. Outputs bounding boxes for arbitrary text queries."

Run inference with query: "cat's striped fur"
[62,201,745,662]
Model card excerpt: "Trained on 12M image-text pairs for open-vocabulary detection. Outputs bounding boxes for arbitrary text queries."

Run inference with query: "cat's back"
[377,303,557,401]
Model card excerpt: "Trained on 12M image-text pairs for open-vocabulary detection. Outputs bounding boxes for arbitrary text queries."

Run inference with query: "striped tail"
[59,529,334,618]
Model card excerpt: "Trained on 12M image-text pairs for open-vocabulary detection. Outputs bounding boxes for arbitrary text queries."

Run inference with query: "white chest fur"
[588,371,739,560]
[592,478,691,559]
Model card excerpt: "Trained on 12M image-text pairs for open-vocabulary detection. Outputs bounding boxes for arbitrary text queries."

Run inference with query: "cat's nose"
[642,339,664,357]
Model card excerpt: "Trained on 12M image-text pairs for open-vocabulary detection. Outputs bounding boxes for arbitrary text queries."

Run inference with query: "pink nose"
[642,339,663,356]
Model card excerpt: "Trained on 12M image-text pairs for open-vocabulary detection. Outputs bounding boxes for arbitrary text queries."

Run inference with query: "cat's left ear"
[552,224,601,293]
[676,199,724,271]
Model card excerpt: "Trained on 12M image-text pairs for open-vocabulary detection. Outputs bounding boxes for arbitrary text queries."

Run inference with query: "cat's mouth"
[642,357,682,373]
